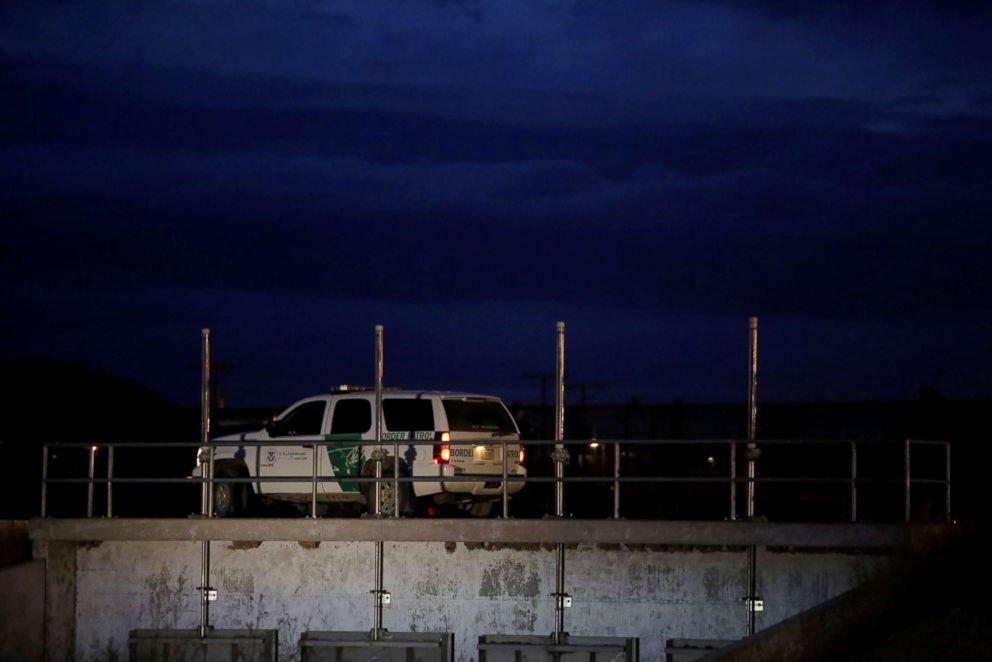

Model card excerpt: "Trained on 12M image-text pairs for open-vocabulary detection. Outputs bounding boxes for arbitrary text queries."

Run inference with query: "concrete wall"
[50,541,888,662]
[0,559,45,662]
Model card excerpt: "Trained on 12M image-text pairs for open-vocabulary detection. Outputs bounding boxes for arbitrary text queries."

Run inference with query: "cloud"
[2,0,989,117]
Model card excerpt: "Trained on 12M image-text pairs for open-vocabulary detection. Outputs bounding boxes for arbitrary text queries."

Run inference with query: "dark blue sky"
[2,1,991,407]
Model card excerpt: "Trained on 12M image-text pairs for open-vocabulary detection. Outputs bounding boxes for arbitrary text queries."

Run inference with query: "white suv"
[202,387,526,517]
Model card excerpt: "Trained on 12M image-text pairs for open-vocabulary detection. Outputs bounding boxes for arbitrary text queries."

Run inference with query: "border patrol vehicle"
[199,387,526,517]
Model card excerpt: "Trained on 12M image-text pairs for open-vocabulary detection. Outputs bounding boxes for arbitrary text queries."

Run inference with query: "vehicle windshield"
[442,399,517,434]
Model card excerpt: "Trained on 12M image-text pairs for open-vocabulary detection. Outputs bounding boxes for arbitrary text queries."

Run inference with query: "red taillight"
[517,446,525,465]
[433,432,451,465]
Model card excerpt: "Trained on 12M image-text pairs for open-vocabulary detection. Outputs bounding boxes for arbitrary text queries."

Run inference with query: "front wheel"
[212,461,252,517]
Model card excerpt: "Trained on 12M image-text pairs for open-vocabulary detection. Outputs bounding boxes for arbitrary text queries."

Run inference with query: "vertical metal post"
[552,321,569,644]
[501,440,509,518]
[374,324,384,518]
[41,446,49,518]
[745,545,759,637]
[371,324,387,641]
[729,441,737,521]
[850,442,857,523]
[201,328,212,516]
[904,440,911,523]
[945,442,952,524]
[206,448,215,519]
[384,323,396,519]
[744,317,760,638]
[554,321,566,516]
[199,328,212,639]
[107,445,114,518]
[87,446,96,518]
[613,442,621,519]
[393,444,400,519]
[310,444,319,518]
[746,316,758,519]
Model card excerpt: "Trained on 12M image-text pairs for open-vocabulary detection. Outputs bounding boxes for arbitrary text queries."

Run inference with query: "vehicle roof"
[326,389,503,399]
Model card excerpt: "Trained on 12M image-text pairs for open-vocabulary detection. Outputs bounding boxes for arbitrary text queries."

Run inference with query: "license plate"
[472,445,500,462]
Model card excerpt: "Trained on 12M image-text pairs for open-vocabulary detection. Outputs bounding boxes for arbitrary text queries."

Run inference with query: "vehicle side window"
[383,399,435,431]
[331,399,372,434]
[272,401,326,437]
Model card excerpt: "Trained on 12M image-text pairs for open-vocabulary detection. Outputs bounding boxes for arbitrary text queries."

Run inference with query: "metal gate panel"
[128,629,278,662]
[665,638,735,662]
[478,634,639,661]
[300,631,454,662]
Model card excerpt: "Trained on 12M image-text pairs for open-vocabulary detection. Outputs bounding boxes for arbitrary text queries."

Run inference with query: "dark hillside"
[0,357,199,518]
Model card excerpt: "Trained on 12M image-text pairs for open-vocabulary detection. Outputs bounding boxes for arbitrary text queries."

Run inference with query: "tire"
[469,501,494,518]
[361,461,414,517]
[212,461,252,517]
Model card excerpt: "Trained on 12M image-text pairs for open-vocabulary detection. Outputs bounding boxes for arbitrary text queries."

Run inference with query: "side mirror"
[266,419,281,437]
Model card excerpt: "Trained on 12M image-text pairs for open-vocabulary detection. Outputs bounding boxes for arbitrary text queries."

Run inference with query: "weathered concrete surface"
[0,559,45,662]
[698,524,989,661]
[0,520,31,568]
[34,540,78,662]
[53,540,888,662]
[28,517,939,548]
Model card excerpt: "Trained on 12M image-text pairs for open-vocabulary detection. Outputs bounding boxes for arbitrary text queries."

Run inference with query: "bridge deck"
[28,518,950,548]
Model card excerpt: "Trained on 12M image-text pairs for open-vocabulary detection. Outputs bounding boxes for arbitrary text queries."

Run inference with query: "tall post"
[41,446,49,518]
[107,445,114,518]
[904,440,911,523]
[744,317,760,638]
[371,324,388,641]
[729,441,737,520]
[554,321,566,516]
[551,321,570,644]
[613,442,621,519]
[199,328,213,638]
[310,444,319,518]
[87,446,96,518]
[945,442,952,524]
[746,316,759,518]
[850,442,858,523]
[501,439,509,518]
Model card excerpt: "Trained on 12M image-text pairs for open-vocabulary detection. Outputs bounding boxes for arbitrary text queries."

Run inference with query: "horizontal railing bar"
[40,437,917,449]
[39,437,952,524]
[44,475,948,486]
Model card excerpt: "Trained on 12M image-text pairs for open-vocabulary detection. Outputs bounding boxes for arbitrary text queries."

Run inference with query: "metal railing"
[39,437,952,524]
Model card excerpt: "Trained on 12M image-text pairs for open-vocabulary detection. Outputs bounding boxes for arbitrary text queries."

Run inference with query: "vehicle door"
[323,397,372,494]
[258,399,329,494]
[382,397,437,495]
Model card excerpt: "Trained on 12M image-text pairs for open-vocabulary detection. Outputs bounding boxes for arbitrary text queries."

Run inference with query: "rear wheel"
[469,501,494,517]
[361,461,414,517]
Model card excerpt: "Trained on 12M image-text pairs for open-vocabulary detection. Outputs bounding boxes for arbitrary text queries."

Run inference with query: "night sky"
[2,1,991,407]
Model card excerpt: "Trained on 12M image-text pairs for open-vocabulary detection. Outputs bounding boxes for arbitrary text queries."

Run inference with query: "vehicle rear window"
[442,399,516,434]
[383,399,435,431]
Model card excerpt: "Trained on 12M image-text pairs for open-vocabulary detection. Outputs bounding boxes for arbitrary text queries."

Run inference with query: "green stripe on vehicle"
[323,433,364,492]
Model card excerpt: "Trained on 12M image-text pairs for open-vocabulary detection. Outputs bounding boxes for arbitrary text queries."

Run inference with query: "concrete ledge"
[28,518,949,548]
